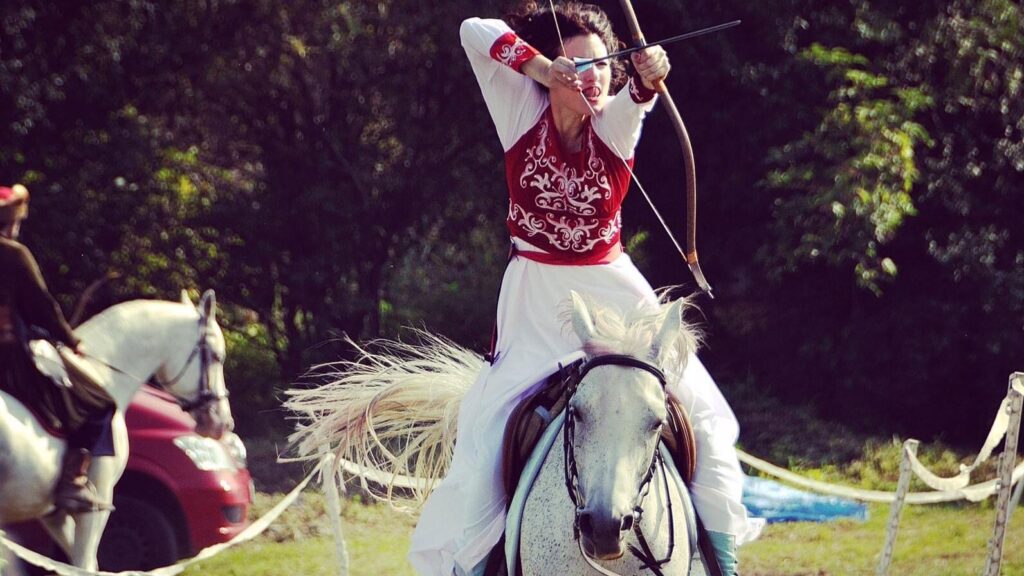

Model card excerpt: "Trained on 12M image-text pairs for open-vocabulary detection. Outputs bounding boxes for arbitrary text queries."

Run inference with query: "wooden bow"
[618,1,713,297]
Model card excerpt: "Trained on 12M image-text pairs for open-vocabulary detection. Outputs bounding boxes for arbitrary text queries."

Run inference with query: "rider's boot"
[707,531,739,576]
[54,448,112,513]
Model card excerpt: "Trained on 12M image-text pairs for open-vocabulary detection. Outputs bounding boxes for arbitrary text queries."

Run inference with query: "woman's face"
[551,33,612,116]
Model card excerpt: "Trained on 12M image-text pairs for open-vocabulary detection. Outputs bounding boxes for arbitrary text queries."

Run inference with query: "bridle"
[562,354,677,576]
[83,312,227,415]
[159,313,229,413]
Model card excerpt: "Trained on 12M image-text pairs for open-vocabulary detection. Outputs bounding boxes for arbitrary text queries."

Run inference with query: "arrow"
[574,19,741,71]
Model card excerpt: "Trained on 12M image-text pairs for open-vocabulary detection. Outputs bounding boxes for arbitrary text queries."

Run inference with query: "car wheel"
[97,494,179,571]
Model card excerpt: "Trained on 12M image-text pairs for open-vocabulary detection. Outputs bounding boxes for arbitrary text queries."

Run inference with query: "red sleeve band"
[490,31,540,73]
[628,75,657,104]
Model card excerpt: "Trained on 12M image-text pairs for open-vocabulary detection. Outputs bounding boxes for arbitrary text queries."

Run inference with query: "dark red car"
[7,385,253,572]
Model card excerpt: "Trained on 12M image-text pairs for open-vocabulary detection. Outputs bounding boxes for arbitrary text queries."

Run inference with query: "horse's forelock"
[568,294,701,375]
[582,341,618,357]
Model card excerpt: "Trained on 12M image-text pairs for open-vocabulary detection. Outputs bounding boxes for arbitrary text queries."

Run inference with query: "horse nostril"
[577,510,593,533]
[620,513,634,532]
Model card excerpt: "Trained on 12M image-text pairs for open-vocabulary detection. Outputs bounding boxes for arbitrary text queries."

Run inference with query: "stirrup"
[54,498,115,514]
[54,485,114,513]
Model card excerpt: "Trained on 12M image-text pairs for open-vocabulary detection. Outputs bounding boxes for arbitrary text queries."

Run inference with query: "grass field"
[178,488,1024,576]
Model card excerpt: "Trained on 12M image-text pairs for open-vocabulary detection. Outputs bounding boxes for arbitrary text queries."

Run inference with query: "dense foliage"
[1,0,1019,443]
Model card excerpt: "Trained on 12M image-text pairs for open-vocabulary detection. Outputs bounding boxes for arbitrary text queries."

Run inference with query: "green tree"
[181,0,505,377]
[752,0,1022,438]
[764,43,932,293]
[0,2,217,309]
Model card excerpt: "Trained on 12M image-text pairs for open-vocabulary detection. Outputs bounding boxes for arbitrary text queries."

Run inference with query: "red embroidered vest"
[505,108,633,264]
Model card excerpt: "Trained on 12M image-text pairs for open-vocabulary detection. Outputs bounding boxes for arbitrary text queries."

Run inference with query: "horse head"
[154,289,234,440]
[565,291,695,561]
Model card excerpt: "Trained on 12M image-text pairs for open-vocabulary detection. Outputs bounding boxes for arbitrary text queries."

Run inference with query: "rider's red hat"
[0,184,29,223]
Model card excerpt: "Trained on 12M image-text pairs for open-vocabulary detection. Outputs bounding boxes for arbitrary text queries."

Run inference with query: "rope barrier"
[736,448,1024,504]
[0,454,332,576]
[735,373,1024,576]
[737,374,1024,505]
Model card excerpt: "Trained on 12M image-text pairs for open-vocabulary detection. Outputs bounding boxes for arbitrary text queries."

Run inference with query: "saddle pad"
[30,339,72,388]
[504,410,566,575]
[0,390,68,439]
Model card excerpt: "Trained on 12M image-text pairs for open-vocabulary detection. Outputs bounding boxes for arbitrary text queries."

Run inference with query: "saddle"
[501,360,697,509]
[19,339,113,434]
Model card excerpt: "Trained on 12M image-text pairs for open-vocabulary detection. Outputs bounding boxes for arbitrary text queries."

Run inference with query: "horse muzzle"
[577,507,633,560]
[194,405,234,440]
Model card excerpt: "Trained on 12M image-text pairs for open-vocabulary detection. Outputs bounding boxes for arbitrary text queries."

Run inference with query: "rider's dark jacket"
[0,237,92,432]
[0,238,79,346]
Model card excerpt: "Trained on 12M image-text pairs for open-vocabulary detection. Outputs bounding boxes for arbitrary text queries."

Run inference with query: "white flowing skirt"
[408,239,762,576]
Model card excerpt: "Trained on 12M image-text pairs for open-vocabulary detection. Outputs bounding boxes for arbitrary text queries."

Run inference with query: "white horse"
[519,294,695,575]
[287,291,699,575]
[0,289,234,571]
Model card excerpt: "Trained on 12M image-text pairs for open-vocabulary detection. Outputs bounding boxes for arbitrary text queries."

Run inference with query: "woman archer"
[408,3,762,575]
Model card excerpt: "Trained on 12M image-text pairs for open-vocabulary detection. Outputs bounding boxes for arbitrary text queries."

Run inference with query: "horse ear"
[650,299,683,364]
[570,291,596,346]
[181,290,194,306]
[199,289,217,321]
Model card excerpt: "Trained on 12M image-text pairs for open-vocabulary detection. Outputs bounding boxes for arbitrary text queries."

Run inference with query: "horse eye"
[652,419,666,431]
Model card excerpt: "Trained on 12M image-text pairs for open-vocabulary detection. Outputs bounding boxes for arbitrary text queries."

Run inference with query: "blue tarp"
[742,476,869,523]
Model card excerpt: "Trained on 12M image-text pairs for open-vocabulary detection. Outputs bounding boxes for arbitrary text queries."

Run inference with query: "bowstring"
[546,0,689,264]
[548,0,568,56]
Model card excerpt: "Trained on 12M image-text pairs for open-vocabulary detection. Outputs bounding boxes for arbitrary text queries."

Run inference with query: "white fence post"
[983,372,1024,576]
[877,439,917,576]
[319,450,351,576]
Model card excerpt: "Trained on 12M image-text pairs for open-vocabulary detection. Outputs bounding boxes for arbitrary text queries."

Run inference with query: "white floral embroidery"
[496,37,531,67]
[509,199,548,236]
[628,77,652,102]
[509,118,621,253]
[509,203,621,253]
[596,211,622,244]
[518,118,612,216]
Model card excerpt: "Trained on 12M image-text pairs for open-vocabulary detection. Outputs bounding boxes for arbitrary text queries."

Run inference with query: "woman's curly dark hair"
[506,2,627,91]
